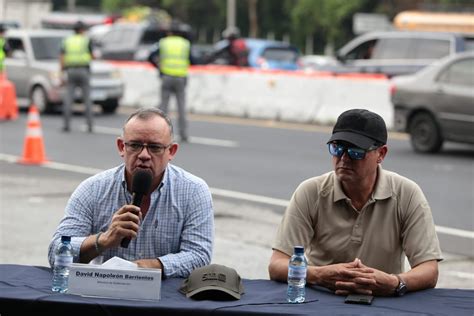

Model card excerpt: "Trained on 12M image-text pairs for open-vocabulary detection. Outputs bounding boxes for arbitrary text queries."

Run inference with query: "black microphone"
[121,169,153,248]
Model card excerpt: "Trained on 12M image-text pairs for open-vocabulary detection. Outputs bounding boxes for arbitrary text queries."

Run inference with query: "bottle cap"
[61,236,71,242]
[294,246,304,254]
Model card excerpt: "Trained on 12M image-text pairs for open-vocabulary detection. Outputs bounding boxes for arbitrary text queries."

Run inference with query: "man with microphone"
[48,108,214,278]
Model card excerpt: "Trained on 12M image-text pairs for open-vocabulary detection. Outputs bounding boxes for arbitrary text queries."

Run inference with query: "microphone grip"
[120,193,143,248]
[121,236,131,248]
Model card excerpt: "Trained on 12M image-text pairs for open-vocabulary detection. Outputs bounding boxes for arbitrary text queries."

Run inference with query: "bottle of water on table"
[287,245,307,303]
[52,235,73,293]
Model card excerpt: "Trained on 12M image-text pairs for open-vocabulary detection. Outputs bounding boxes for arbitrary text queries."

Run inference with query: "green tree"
[291,0,379,54]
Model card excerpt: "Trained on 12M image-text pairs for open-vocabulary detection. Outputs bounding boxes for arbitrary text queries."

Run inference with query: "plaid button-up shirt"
[48,164,214,278]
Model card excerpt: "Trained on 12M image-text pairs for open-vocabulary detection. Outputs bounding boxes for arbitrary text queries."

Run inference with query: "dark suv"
[323,31,474,77]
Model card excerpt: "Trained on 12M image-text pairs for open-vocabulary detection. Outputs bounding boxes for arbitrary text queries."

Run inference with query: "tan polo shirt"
[273,166,443,274]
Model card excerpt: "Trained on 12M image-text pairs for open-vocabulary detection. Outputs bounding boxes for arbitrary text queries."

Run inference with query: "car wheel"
[99,99,119,114]
[31,86,52,113]
[409,112,443,153]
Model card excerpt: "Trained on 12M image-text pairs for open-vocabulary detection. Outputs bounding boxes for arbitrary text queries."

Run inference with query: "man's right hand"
[100,205,142,249]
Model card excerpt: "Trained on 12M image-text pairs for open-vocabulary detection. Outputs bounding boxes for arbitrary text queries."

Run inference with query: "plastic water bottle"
[287,245,307,303]
[52,235,73,293]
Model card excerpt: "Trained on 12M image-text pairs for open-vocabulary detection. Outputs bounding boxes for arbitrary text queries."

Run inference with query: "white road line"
[444,271,474,279]
[210,187,289,207]
[1,153,473,240]
[81,125,122,135]
[189,136,238,147]
[80,125,239,148]
[436,226,474,239]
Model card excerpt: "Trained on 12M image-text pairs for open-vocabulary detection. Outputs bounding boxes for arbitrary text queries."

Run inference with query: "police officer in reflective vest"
[0,25,10,76]
[60,21,93,133]
[148,23,191,142]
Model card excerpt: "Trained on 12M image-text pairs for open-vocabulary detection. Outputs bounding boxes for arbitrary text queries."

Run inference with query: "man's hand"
[100,205,142,249]
[309,258,376,295]
[332,259,398,296]
[135,258,163,270]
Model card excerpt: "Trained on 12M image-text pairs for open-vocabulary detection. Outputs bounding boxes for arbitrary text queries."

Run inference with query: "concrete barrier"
[111,62,394,128]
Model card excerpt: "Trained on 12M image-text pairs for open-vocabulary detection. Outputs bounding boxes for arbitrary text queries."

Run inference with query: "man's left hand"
[334,259,398,296]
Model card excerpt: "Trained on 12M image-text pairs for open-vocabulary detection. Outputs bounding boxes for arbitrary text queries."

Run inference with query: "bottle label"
[54,255,73,267]
[289,266,306,278]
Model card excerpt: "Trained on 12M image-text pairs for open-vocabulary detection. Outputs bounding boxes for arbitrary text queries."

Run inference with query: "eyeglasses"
[328,142,378,160]
[124,141,171,155]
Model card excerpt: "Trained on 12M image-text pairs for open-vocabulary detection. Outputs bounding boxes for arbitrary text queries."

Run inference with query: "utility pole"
[227,0,236,28]
[248,0,258,38]
[67,0,75,12]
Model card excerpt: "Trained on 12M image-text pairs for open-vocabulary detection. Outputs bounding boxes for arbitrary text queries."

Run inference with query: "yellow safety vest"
[159,36,190,77]
[63,34,91,67]
[0,38,5,72]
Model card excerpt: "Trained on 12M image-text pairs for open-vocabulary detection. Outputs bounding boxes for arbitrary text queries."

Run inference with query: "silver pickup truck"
[4,29,124,114]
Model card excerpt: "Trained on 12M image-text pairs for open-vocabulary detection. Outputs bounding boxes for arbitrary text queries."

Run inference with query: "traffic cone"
[18,104,48,165]
[0,73,19,120]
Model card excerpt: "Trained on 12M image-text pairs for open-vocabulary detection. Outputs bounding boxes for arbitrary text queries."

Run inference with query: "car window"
[413,39,450,59]
[140,29,163,45]
[101,29,122,45]
[464,38,474,51]
[31,36,63,60]
[344,40,377,60]
[6,38,24,52]
[437,58,474,86]
[371,38,412,59]
[262,47,298,62]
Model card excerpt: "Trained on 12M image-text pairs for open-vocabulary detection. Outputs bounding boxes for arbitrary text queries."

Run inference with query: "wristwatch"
[394,274,408,297]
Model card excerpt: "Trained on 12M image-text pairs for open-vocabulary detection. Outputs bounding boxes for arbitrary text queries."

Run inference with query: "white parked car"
[4,29,124,113]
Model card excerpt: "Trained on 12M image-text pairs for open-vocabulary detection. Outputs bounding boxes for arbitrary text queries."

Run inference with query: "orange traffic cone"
[0,73,19,120]
[18,104,48,165]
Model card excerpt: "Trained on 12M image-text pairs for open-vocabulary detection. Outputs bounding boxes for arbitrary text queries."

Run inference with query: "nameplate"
[68,263,161,301]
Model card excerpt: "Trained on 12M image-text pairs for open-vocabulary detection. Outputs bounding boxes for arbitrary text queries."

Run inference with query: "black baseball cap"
[327,109,387,150]
[180,264,244,300]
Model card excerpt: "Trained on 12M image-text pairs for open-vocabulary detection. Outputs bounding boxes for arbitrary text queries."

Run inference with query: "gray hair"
[122,108,174,139]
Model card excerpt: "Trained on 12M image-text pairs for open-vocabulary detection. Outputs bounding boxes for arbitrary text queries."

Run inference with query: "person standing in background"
[0,25,11,77]
[206,26,249,67]
[148,23,191,142]
[60,20,93,133]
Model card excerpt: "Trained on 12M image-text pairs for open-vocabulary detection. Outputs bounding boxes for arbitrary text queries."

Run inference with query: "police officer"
[148,22,191,142]
[60,21,93,133]
[0,25,11,77]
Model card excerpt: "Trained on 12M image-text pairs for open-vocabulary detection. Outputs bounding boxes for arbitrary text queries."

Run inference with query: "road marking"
[444,271,474,279]
[80,125,239,147]
[0,152,472,240]
[188,136,238,147]
[210,187,289,207]
[436,225,474,239]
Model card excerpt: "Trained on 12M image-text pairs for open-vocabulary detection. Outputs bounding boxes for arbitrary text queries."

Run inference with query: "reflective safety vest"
[0,38,5,72]
[63,34,92,67]
[158,36,190,77]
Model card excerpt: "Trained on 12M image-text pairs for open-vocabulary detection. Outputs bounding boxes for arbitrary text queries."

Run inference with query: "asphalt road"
[0,108,473,257]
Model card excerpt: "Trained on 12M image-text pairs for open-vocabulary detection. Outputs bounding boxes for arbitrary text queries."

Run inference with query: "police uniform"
[0,30,8,74]
[61,31,93,132]
[149,34,190,141]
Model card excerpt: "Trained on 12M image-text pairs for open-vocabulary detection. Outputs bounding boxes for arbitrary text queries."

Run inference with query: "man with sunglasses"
[48,108,214,278]
[269,109,442,296]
